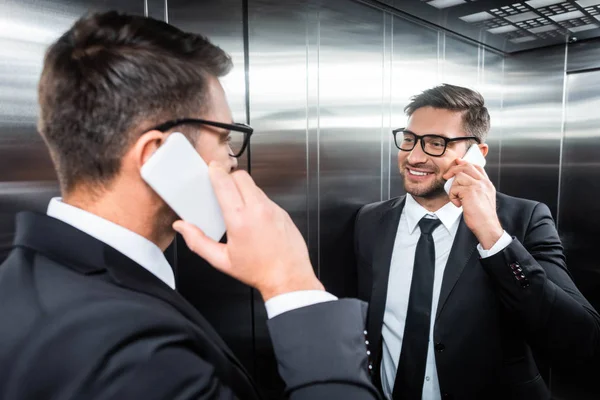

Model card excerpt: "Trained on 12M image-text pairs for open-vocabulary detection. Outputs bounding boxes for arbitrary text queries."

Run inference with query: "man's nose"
[407,140,428,164]
[230,155,239,172]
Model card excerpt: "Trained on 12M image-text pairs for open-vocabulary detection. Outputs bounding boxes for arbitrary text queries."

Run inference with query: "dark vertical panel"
[389,17,439,198]
[0,0,145,262]
[146,0,166,21]
[501,46,565,216]
[167,0,255,377]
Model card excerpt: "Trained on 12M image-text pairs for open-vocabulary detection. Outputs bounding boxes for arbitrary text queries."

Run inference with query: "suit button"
[434,343,445,352]
[442,394,453,399]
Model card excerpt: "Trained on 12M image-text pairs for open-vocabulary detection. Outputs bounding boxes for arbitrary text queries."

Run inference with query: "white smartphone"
[444,143,487,195]
[140,132,226,241]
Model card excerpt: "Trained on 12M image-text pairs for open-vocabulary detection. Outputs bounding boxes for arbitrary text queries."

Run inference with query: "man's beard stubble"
[401,162,447,199]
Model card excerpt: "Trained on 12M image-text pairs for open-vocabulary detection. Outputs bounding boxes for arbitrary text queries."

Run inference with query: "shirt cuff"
[264,290,338,319]
[477,231,512,258]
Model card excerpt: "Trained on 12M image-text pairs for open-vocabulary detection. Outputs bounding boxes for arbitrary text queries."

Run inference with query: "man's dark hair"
[404,84,490,142]
[38,11,232,193]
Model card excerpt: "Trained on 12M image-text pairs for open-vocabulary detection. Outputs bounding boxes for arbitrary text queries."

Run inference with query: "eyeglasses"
[148,118,254,158]
[392,128,480,157]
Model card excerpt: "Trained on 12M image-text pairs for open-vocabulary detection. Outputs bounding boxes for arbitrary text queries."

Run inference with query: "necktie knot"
[418,217,442,235]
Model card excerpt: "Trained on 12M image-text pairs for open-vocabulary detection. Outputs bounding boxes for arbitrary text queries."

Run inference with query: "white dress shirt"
[47,198,336,319]
[381,195,512,400]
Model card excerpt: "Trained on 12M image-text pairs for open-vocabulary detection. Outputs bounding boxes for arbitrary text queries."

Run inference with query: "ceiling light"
[576,0,600,7]
[506,11,540,23]
[488,25,520,33]
[427,0,466,9]
[510,36,538,43]
[569,23,599,31]
[528,25,557,33]
[550,10,585,22]
[460,11,494,23]
[525,0,564,8]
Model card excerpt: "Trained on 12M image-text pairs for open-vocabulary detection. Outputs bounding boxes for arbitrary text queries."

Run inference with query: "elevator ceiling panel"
[383,0,600,52]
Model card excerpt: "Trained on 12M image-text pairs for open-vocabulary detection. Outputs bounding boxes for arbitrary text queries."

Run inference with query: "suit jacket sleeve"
[481,202,600,363]
[267,298,381,400]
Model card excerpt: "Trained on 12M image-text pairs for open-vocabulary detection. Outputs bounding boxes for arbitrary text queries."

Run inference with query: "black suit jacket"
[0,212,380,400]
[354,193,600,400]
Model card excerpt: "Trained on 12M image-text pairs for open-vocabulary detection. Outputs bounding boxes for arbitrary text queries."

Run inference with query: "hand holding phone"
[444,143,486,195]
[140,132,226,241]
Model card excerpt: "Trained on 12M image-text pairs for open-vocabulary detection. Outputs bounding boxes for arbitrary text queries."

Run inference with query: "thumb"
[173,221,231,272]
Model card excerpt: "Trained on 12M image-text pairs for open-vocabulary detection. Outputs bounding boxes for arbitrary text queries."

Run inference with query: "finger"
[444,162,483,181]
[208,163,245,225]
[173,220,231,272]
[448,186,463,207]
[453,171,479,187]
[231,170,269,204]
[472,163,490,179]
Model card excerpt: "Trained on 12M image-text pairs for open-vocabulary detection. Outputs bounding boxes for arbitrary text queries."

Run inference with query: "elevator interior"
[1,0,600,399]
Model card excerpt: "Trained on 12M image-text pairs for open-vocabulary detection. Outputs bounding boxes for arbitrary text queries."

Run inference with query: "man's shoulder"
[496,191,544,214]
[0,246,188,341]
[357,196,404,221]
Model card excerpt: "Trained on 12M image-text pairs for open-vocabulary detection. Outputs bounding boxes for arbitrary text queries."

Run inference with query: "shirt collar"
[404,194,463,235]
[47,198,175,289]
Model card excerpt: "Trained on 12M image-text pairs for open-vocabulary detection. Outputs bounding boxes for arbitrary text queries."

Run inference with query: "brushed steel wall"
[549,69,600,400]
[502,46,566,216]
[0,0,144,258]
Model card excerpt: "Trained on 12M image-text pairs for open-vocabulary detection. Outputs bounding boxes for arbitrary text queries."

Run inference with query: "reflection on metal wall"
[0,0,144,259]
[479,49,504,188]
[502,46,566,216]
[246,0,312,395]
[550,70,600,400]
[389,17,439,198]
[317,0,384,297]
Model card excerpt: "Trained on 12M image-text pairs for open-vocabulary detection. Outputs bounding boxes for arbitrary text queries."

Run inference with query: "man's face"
[193,77,238,173]
[398,106,485,199]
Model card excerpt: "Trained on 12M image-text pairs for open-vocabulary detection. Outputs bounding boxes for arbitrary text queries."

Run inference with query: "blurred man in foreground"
[0,11,378,400]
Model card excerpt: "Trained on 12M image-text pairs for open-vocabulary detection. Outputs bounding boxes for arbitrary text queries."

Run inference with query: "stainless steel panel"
[567,38,600,73]
[441,33,480,91]
[501,46,565,216]
[0,0,144,260]
[167,0,256,378]
[246,0,312,395]
[480,49,504,188]
[389,17,440,198]
[551,70,600,400]
[317,0,384,298]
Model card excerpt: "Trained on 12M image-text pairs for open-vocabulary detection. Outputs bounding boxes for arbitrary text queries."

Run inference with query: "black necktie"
[392,217,442,400]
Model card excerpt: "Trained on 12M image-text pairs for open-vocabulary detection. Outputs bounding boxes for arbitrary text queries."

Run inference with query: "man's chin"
[403,182,446,199]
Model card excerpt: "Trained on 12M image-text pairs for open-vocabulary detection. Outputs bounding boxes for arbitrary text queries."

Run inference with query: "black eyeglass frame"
[148,118,254,158]
[392,128,481,157]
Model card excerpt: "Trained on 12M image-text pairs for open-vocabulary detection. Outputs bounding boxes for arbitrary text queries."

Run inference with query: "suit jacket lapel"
[435,217,479,320]
[367,197,405,377]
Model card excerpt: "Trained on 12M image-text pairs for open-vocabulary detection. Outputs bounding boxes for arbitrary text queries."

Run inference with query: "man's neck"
[63,188,173,251]
[411,194,450,213]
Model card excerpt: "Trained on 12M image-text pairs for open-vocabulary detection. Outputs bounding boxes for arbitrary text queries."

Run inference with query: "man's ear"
[130,130,167,169]
[478,143,489,157]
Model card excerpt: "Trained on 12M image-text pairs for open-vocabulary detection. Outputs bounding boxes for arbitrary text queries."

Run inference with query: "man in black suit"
[354,84,600,400]
[0,12,380,400]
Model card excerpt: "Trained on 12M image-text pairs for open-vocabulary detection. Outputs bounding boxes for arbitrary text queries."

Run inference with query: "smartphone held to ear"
[444,143,486,195]
[140,132,226,241]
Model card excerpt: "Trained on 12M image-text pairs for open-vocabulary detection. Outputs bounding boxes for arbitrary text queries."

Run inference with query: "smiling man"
[354,84,600,400]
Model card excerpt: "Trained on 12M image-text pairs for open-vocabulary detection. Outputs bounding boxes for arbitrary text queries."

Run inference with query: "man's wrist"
[475,222,504,250]
[259,277,325,302]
